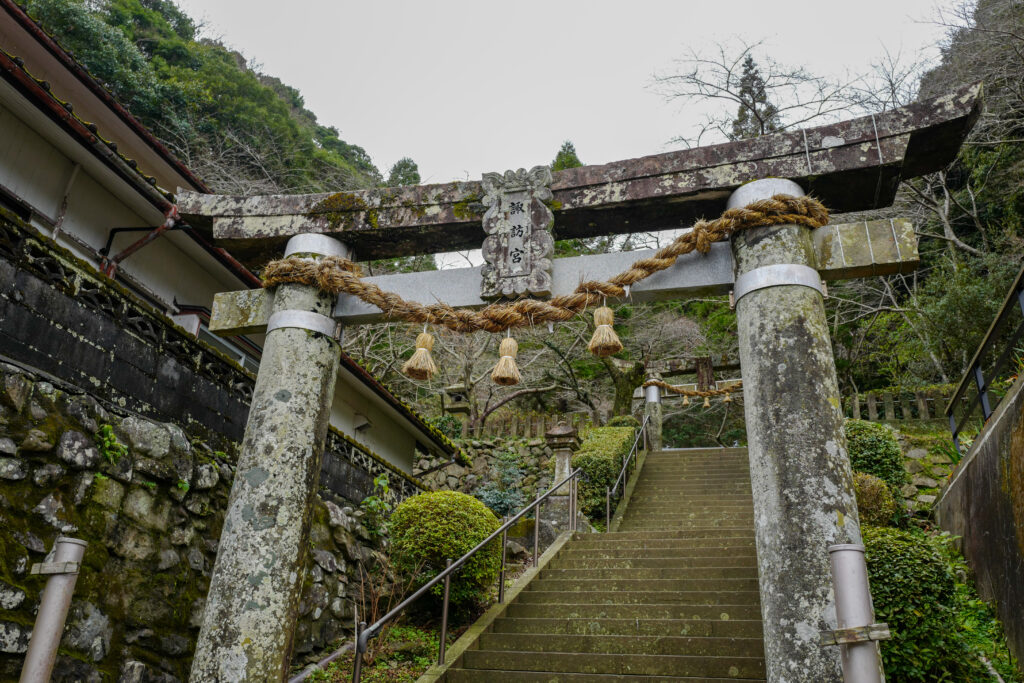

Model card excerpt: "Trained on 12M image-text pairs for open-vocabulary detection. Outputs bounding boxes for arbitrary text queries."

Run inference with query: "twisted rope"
[261,194,828,334]
[642,379,741,399]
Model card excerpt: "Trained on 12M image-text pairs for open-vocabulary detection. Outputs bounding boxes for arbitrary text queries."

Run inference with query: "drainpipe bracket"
[30,561,80,576]
[819,623,891,647]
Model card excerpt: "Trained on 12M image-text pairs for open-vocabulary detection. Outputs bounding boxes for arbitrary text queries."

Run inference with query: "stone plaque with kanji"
[480,166,555,299]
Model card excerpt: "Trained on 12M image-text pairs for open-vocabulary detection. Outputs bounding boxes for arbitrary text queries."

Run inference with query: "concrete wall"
[934,374,1024,663]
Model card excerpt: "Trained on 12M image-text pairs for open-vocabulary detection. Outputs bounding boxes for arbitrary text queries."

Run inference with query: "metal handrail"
[946,263,1024,451]
[291,466,583,682]
[605,415,649,529]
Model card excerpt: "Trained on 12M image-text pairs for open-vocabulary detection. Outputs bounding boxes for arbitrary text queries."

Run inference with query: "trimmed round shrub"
[571,426,636,518]
[606,414,641,429]
[852,472,900,526]
[845,419,906,490]
[863,526,988,681]
[389,491,501,605]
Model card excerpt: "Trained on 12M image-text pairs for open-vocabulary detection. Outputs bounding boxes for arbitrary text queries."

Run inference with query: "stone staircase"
[440,447,766,682]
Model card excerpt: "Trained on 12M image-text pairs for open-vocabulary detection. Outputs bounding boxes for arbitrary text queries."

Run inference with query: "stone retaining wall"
[417,437,554,497]
[0,362,391,681]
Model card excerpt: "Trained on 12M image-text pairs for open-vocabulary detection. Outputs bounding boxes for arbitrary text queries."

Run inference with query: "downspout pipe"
[99,207,262,289]
[100,205,179,277]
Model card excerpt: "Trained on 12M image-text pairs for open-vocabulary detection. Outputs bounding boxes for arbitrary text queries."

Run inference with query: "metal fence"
[946,263,1024,452]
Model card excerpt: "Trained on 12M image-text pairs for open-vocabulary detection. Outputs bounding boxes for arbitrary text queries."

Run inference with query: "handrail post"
[569,477,576,532]
[498,517,507,603]
[533,490,541,568]
[351,621,365,683]
[974,364,992,420]
[438,559,452,666]
[605,487,611,531]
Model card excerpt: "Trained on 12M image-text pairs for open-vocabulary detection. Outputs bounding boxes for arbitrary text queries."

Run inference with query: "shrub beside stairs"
[422,447,766,682]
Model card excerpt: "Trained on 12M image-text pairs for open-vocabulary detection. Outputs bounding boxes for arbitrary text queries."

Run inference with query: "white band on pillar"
[733,263,823,302]
[267,310,341,341]
[727,178,806,209]
[644,384,662,404]
[284,233,351,259]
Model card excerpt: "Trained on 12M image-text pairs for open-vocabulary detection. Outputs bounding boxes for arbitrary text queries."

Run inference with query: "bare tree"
[652,40,854,147]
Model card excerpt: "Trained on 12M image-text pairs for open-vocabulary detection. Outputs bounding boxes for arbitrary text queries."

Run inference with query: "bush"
[606,414,640,429]
[571,427,636,518]
[852,472,900,526]
[863,526,989,681]
[845,420,906,490]
[476,450,525,516]
[389,491,501,605]
[428,413,463,440]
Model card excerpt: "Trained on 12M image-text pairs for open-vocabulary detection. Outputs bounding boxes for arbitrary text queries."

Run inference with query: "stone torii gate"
[180,84,980,681]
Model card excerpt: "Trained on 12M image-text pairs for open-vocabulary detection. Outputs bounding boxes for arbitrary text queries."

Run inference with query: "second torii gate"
[180,84,981,682]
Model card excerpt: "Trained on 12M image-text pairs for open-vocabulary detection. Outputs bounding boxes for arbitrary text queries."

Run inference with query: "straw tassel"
[682,395,690,406]
[491,336,522,386]
[588,306,623,357]
[702,396,711,408]
[402,332,438,381]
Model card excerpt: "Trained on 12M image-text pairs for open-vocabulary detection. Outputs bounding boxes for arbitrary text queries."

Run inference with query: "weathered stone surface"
[62,602,112,662]
[119,417,170,459]
[0,456,26,480]
[0,621,30,653]
[912,475,939,488]
[917,494,937,505]
[193,463,219,489]
[122,488,171,532]
[313,549,337,573]
[900,483,919,498]
[57,430,100,468]
[111,524,155,562]
[33,492,76,532]
[157,549,180,571]
[14,530,46,553]
[33,462,64,486]
[0,437,15,454]
[182,84,981,264]
[731,199,855,680]
[3,373,31,412]
[92,475,126,509]
[0,581,25,609]
[906,448,929,460]
[22,428,54,451]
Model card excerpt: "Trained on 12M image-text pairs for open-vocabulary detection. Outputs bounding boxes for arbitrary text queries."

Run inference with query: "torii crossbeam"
[183,84,982,683]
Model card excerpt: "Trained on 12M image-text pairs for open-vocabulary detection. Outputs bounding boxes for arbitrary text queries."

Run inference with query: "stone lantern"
[544,421,580,524]
[443,383,471,429]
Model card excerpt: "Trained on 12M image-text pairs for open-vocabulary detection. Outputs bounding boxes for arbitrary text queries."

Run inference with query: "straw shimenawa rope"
[642,379,741,400]
[261,194,828,334]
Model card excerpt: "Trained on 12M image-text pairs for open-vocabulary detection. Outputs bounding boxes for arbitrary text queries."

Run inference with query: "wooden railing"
[475,411,592,438]
[845,387,956,422]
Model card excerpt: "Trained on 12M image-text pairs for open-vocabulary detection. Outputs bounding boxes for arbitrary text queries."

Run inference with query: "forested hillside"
[21,0,384,193]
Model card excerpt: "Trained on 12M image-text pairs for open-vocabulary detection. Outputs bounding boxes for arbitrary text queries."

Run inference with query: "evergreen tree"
[386,157,421,186]
[552,141,583,171]
[729,56,782,140]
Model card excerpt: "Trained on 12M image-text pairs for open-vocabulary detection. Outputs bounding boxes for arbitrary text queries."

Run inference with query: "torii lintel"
[177,84,980,267]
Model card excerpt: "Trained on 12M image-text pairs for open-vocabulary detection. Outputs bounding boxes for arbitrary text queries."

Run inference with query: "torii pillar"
[191,234,347,680]
[730,179,864,681]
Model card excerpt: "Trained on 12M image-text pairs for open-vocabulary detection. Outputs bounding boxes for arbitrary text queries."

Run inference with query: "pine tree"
[730,56,782,140]
[386,157,421,186]
[551,141,583,171]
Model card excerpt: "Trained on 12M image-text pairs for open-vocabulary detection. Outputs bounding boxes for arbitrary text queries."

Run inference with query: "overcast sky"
[171,0,956,186]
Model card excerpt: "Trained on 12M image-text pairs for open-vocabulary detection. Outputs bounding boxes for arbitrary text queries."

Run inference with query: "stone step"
[527,577,760,593]
[565,541,756,553]
[541,567,759,581]
[477,632,765,658]
[446,670,766,683]
[459,650,765,679]
[561,549,758,562]
[620,511,755,520]
[515,590,761,606]
[548,556,758,570]
[577,529,755,541]
[492,616,764,638]
[503,602,763,621]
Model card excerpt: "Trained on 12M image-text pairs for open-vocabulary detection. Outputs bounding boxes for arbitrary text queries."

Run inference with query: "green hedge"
[571,426,636,518]
[853,472,900,526]
[389,491,501,606]
[864,526,989,681]
[845,419,906,490]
